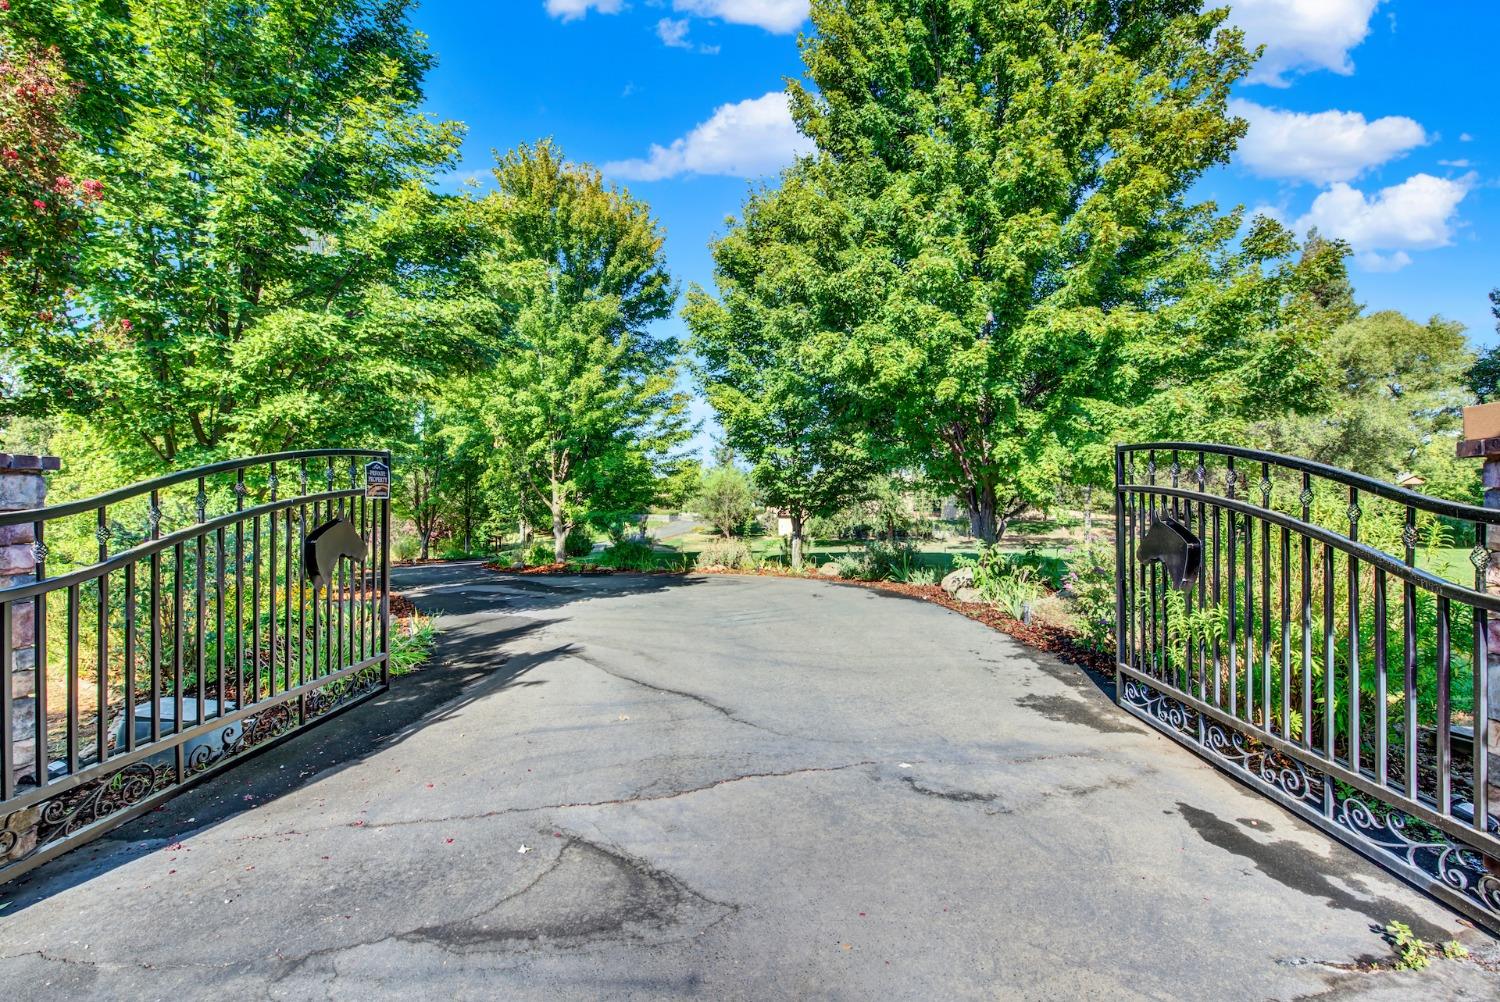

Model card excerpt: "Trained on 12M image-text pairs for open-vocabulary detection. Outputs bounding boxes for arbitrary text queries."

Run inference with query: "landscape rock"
[940,567,974,595]
[953,586,983,604]
[819,563,843,578]
[509,560,525,569]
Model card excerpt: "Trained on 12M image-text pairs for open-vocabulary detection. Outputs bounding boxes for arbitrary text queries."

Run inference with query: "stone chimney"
[1,453,60,789]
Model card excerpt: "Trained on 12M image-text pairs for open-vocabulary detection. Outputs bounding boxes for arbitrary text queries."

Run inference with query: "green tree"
[1260,311,1476,483]
[779,0,1327,542]
[395,404,450,562]
[472,143,686,562]
[656,457,705,512]
[686,168,882,568]
[3,0,467,470]
[695,465,757,539]
[1467,289,1500,403]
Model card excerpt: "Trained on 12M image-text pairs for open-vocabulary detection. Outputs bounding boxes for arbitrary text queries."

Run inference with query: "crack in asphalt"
[0,947,242,975]
[899,775,1002,804]
[269,831,740,981]
[562,647,854,745]
[352,761,879,832]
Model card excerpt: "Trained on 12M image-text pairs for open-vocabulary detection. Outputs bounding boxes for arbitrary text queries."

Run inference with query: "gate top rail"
[1117,441,1499,525]
[0,448,390,528]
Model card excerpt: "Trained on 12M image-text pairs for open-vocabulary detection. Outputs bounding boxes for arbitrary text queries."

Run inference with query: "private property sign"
[364,459,390,499]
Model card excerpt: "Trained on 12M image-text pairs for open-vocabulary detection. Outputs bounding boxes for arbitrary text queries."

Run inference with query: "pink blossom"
[81,178,103,198]
[31,198,45,212]
[1,149,17,162]
[53,175,73,194]
[119,318,133,332]
[37,310,53,323]
[0,2,11,13]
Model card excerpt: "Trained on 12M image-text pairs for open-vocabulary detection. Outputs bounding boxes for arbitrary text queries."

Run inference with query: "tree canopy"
[2,0,469,469]
[466,142,688,561]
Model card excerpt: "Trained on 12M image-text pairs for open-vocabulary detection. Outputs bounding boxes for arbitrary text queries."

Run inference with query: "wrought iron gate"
[0,449,391,881]
[1116,443,1500,932]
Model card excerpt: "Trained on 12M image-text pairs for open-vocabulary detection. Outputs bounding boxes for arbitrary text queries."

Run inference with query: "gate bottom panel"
[1117,663,1500,934]
[0,659,385,884]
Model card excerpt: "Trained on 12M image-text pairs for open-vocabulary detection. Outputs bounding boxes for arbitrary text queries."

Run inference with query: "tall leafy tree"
[1261,311,1476,485]
[1467,290,1500,403]
[472,143,687,562]
[779,0,1325,542]
[686,165,882,567]
[2,0,467,469]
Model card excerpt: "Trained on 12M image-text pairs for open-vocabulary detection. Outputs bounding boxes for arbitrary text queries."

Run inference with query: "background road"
[0,562,1496,999]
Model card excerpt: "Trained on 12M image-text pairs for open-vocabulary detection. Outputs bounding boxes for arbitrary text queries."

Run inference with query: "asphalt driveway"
[0,561,1496,1000]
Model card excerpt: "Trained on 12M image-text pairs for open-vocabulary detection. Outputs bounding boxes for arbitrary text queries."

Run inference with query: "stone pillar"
[1457,414,1500,835]
[0,453,59,790]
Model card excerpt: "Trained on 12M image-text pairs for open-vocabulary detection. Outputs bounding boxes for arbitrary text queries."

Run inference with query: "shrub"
[836,552,872,579]
[864,539,922,579]
[695,538,754,570]
[596,539,659,571]
[1065,543,1116,651]
[896,565,939,586]
[565,524,595,557]
[525,539,556,565]
[1006,545,1069,589]
[695,466,757,537]
[956,543,1047,620]
[832,540,922,581]
[987,566,1043,621]
[392,531,422,563]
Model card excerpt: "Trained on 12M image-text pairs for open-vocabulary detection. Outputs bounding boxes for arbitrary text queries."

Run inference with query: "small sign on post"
[364,459,390,500]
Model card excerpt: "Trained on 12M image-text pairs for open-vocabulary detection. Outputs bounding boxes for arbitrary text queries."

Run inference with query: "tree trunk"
[419,531,431,561]
[789,511,804,570]
[463,480,473,553]
[518,519,530,544]
[967,482,998,544]
[551,481,567,563]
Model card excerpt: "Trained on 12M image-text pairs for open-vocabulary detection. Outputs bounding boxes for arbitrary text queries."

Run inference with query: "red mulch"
[829,578,1113,674]
[390,592,417,618]
[481,560,623,576]
[479,561,1114,673]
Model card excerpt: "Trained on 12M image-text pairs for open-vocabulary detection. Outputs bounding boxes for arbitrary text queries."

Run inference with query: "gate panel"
[1116,443,1500,932]
[0,450,391,881]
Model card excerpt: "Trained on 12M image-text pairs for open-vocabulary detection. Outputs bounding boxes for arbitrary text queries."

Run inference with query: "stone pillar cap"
[0,454,60,473]
[1458,437,1500,460]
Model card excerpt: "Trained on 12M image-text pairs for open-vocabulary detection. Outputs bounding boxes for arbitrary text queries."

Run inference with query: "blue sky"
[413,1,1499,458]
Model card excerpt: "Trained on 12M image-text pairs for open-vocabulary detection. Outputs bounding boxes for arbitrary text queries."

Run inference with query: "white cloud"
[544,0,624,20]
[656,16,719,53]
[603,91,812,181]
[1229,99,1425,184]
[658,17,693,48]
[672,0,808,34]
[1294,173,1473,270]
[1356,250,1411,272]
[1439,159,1472,168]
[1227,0,1381,86]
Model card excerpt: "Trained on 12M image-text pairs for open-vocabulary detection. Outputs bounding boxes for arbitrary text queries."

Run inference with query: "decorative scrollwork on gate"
[1121,676,1500,923]
[30,763,175,854]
